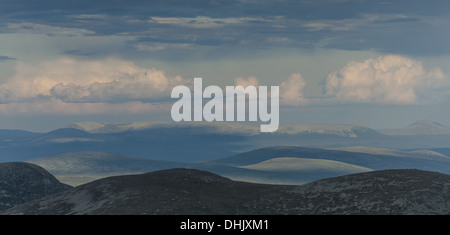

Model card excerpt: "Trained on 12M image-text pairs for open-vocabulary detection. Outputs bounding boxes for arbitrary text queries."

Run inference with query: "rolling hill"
[206,146,450,170]
[238,157,372,172]
[28,150,372,186]
[202,145,450,182]
[25,145,450,186]
[3,168,450,215]
[0,162,72,211]
[235,157,372,184]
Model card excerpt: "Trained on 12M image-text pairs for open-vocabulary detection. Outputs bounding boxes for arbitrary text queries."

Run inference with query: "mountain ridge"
[379,119,450,135]
[1,119,450,163]
[4,168,450,215]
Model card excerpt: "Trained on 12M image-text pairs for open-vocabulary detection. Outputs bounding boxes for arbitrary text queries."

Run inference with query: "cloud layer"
[0,54,446,116]
[1,0,449,58]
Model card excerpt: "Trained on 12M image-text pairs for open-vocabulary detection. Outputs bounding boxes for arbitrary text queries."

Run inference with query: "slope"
[4,168,450,215]
[0,162,72,211]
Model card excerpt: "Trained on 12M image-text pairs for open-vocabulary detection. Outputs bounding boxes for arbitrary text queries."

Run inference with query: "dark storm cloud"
[1,0,449,57]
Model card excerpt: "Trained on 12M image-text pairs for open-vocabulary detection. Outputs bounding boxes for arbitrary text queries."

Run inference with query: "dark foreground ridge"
[0,162,72,211]
[2,168,450,215]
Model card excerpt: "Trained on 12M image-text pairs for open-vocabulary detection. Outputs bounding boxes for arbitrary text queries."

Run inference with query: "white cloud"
[135,44,167,52]
[134,43,193,52]
[0,57,191,104]
[150,16,272,29]
[6,22,95,36]
[325,54,446,104]
[234,74,307,106]
[279,73,308,106]
[234,76,260,88]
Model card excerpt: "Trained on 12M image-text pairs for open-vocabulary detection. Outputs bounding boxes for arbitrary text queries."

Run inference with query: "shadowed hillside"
[3,168,450,215]
[0,162,72,210]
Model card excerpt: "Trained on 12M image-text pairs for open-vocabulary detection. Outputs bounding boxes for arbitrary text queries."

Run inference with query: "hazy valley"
[1,119,450,214]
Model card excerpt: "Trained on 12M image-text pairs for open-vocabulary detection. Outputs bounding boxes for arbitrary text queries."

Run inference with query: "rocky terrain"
[0,162,72,210]
[291,169,450,214]
[3,168,450,215]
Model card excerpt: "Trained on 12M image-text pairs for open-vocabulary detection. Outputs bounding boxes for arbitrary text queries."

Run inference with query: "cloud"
[63,49,96,56]
[150,16,273,29]
[234,76,260,88]
[325,54,446,104]
[1,1,449,58]
[234,74,307,106]
[134,43,193,52]
[0,99,169,116]
[0,57,191,104]
[6,22,95,36]
[280,73,307,106]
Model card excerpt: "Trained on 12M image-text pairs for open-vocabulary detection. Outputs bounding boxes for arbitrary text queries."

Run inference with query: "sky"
[0,0,449,132]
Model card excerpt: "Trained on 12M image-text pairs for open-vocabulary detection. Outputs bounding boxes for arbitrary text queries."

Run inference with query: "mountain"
[0,129,41,141]
[329,146,449,160]
[27,151,185,186]
[380,119,450,135]
[68,121,383,138]
[277,124,382,138]
[67,121,260,136]
[292,168,450,214]
[2,120,450,163]
[3,168,450,215]
[30,128,103,144]
[0,122,258,163]
[0,162,72,211]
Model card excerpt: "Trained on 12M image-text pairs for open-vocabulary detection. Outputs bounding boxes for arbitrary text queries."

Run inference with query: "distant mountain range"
[379,119,450,135]
[68,121,379,137]
[1,119,450,163]
[4,168,450,215]
[68,119,450,137]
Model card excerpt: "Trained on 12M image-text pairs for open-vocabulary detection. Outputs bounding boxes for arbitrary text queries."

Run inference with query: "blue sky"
[0,0,449,131]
